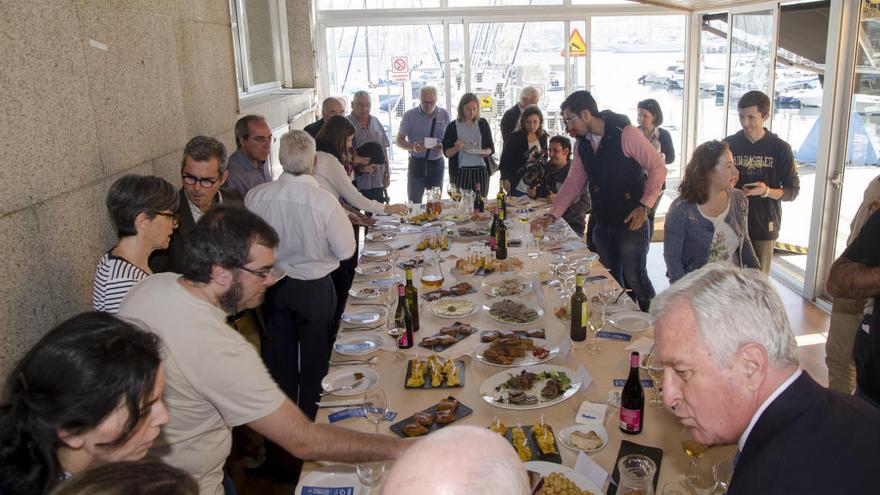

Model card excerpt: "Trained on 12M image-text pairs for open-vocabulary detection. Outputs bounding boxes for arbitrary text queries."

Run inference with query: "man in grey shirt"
[395,86,450,203]
[348,90,390,203]
[227,114,273,197]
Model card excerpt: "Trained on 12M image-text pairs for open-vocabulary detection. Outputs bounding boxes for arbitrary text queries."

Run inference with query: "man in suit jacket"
[499,85,540,143]
[150,136,242,273]
[651,264,880,494]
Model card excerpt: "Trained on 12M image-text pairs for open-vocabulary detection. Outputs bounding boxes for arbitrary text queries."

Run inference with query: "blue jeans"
[592,220,655,312]
[222,470,237,495]
[407,157,444,203]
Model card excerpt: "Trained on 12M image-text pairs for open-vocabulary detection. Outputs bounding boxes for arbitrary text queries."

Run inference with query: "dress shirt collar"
[737,368,802,452]
[185,189,223,223]
[280,172,320,187]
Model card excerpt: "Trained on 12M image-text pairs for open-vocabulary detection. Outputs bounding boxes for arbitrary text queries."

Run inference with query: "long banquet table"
[307,199,735,493]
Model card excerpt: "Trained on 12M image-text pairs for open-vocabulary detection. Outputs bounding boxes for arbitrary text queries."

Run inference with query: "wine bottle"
[473,183,484,213]
[490,211,499,237]
[496,209,508,260]
[394,284,414,349]
[404,268,420,333]
[570,274,587,342]
[497,178,507,215]
[620,351,645,434]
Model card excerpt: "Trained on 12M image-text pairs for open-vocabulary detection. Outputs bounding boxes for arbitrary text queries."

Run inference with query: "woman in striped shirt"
[92,175,178,313]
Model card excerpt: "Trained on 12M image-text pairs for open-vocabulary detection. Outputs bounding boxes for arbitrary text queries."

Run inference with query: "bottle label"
[397,330,410,348]
[620,408,642,432]
[581,302,587,328]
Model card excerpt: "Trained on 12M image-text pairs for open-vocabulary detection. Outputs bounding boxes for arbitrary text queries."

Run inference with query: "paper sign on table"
[612,378,654,388]
[575,401,608,425]
[575,364,593,392]
[558,337,572,361]
[625,336,654,355]
[328,408,398,424]
[598,331,632,341]
[300,488,355,495]
[574,451,610,490]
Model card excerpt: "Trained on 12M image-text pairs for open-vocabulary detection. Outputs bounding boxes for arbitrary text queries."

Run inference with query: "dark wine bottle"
[473,182,484,213]
[497,178,507,215]
[496,209,508,260]
[404,269,420,333]
[490,211,499,237]
[394,284,414,349]
[570,274,587,342]
[620,351,645,434]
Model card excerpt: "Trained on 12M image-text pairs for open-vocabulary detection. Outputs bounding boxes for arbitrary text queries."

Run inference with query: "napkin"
[575,364,593,392]
[575,401,608,425]
[574,451,609,491]
[558,338,572,361]
[625,337,654,355]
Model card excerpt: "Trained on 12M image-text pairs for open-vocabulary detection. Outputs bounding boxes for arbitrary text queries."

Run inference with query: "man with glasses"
[228,114,273,197]
[120,205,406,494]
[396,86,450,203]
[534,90,665,312]
[150,136,241,274]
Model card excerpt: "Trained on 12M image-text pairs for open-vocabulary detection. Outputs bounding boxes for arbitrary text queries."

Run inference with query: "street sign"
[391,56,408,81]
[480,95,493,110]
[563,29,586,57]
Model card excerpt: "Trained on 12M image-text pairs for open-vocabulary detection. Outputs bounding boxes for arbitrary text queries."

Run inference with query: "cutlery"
[613,288,632,304]
[329,356,379,366]
[320,378,365,396]
[340,323,385,332]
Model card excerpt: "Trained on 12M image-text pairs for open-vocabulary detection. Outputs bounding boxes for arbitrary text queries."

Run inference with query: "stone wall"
[0,0,316,379]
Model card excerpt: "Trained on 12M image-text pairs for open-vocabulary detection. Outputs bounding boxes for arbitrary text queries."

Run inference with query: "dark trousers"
[360,187,387,203]
[407,157,444,203]
[259,275,336,482]
[330,258,356,346]
[592,220,655,312]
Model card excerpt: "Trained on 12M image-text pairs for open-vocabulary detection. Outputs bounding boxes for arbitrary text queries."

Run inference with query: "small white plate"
[608,310,652,333]
[354,262,393,276]
[361,246,392,259]
[524,461,602,494]
[481,275,532,298]
[341,307,388,325]
[348,284,389,300]
[557,424,609,453]
[295,465,365,495]
[365,231,398,242]
[321,368,379,396]
[431,298,480,319]
[334,334,384,356]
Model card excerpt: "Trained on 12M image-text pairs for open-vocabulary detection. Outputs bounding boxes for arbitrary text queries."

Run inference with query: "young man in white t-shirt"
[119,205,408,495]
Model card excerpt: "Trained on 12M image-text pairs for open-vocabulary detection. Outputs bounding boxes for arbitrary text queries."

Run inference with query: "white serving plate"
[320,367,379,396]
[483,297,544,326]
[341,307,387,325]
[474,338,560,368]
[481,275,532,298]
[557,424,609,454]
[431,298,480,319]
[607,310,651,333]
[479,364,581,410]
[333,334,384,356]
[354,262,393,276]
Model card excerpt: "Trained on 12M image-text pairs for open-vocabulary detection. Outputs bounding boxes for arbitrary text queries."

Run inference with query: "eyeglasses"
[154,211,179,223]
[563,115,580,124]
[182,174,220,188]
[248,135,272,143]
[238,264,287,282]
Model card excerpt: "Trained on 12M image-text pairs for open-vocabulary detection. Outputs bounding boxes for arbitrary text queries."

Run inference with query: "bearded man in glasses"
[150,135,242,274]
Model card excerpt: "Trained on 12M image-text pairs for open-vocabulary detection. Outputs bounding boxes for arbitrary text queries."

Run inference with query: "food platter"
[475,337,559,367]
[431,298,479,319]
[404,356,464,389]
[389,396,473,438]
[354,262,393,276]
[445,226,490,240]
[484,297,544,326]
[480,365,581,410]
[418,322,477,352]
[347,284,389,300]
[557,424,608,454]
[481,275,533,298]
[489,421,562,464]
[607,310,652,333]
[524,461,601,495]
[333,334,384,356]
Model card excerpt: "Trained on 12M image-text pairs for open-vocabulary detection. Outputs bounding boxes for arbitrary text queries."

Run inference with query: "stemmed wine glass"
[642,351,665,408]
[526,236,541,278]
[363,387,387,434]
[681,435,714,494]
[356,462,386,495]
[586,304,605,355]
[596,279,615,320]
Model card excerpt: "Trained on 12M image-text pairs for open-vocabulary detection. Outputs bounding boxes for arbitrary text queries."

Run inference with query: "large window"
[696,15,728,145]
[230,0,286,95]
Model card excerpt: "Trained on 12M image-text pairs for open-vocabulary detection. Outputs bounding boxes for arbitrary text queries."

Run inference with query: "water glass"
[618,454,656,495]
[356,462,386,495]
[527,237,541,277]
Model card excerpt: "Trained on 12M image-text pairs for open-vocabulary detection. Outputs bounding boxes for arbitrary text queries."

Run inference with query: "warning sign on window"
[391,56,408,81]
[564,29,586,57]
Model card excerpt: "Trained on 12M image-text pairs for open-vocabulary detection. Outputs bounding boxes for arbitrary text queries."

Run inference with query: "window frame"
[229,0,289,97]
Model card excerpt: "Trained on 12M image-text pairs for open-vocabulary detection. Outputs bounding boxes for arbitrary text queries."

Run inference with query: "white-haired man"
[500,85,540,143]
[395,86,450,203]
[651,263,880,494]
[304,97,345,138]
[382,426,530,495]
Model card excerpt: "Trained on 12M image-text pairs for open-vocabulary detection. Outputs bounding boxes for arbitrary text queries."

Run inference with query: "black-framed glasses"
[182,174,220,188]
[238,264,287,282]
[154,211,179,223]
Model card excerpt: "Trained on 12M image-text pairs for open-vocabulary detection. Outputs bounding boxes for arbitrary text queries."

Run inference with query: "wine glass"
[586,304,605,355]
[527,236,541,278]
[681,436,714,494]
[642,351,665,408]
[363,387,387,434]
[386,324,406,361]
[356,462,386,495]
[596,279,615,321]
[557,265,576,299]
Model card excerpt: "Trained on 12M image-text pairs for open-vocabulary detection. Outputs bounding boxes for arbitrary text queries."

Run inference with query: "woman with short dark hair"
[636,99,675,165]
[0,312,168,495]
[663,140,759,282]
[91,175,178,313]
[48,460,197,495]
[500,105,548,197]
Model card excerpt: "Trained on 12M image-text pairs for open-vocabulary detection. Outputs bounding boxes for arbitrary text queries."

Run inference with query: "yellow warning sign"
[568,29,586,57]
[480,96,493,109]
